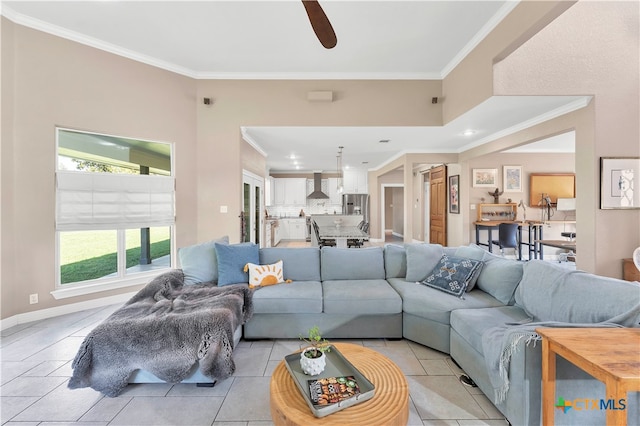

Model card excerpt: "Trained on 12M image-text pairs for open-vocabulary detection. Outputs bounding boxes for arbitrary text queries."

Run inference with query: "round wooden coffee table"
[270,342,409,425]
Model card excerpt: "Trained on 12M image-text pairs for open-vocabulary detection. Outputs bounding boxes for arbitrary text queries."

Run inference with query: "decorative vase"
[300,348,326,375]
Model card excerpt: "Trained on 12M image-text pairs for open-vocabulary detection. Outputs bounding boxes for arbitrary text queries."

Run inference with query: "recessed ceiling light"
[295,165,301,170]
[379,139,390,143]
[362,161,369,164]
[462,129,476,137]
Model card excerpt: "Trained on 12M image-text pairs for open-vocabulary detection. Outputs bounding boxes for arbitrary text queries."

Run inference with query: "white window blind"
[56,171,175,231]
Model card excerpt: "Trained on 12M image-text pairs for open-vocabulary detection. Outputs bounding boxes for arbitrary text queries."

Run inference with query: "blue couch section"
[245,246,403,339]
[177,241,640,426]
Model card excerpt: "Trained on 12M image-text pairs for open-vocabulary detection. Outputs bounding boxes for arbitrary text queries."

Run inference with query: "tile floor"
[1,304,508,426]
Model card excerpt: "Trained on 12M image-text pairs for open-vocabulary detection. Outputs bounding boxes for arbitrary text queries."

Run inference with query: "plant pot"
[300,348,327,375]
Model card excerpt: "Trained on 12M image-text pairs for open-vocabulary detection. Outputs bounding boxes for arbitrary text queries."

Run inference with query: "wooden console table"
[537,328,640,426]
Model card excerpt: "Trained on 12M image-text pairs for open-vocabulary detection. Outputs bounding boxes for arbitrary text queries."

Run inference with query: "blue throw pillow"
[215,242,259,286]
[419,254,483,297]
[178,236,229,285]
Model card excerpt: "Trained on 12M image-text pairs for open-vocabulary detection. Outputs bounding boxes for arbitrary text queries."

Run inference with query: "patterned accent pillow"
[244,260,291,289]
[419,254,483,297]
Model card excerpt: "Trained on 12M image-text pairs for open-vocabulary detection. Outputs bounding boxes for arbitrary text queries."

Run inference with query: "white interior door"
[242,170,264,245]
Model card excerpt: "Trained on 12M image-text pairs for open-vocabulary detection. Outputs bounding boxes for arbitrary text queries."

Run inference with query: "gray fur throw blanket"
[68,270,254,397]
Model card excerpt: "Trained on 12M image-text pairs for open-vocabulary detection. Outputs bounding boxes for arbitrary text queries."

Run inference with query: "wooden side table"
[537,328,640,426]
[270,342,409,426]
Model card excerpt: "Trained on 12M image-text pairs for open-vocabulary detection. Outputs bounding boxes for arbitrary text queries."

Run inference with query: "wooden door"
[429,165,447,245]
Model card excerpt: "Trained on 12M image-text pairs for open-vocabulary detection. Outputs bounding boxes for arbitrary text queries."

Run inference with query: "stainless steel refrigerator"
[342,194,370,223]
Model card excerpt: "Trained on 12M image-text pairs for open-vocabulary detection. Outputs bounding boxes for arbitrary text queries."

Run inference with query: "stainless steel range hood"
[307,173,329,199]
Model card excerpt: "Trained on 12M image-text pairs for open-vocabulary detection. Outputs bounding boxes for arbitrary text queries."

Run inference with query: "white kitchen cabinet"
[265,177,274,206]
[278,219,290,240]
[264,221,272,248]
[273,178,307,205]
[343,169,368,194]
[274,179,286,205]
[288,218,306,240]
[273,223,282,246]
[279,218,306,240]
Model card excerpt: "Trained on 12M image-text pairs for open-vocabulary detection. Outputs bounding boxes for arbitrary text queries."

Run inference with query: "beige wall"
[442,1,575,123]
[194,79,442,246]
[493,0,639,277]
[466,151,575,244]
[1,20,198,318]
[391,187,405,236]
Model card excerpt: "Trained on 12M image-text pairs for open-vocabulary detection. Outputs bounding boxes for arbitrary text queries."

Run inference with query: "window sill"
[51,269,168,300]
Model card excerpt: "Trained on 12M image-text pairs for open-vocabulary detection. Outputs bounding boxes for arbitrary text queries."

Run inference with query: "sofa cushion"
[384,244,407,279]
[178,235,229,285]
[420,255,483,297]
[322,279,402,315]
[215,242,259,286]
[321,247,385,281]
[477,253,523,305]
[387,277,504,325]
[251,281,323,314]
[455,244,523,304]
[450,306,532,355]
[260,247,321,281]
[405,243,444,282]
[515,260,640,325]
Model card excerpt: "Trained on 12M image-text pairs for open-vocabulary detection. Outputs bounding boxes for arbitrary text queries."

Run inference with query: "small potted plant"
[299,326,331,375]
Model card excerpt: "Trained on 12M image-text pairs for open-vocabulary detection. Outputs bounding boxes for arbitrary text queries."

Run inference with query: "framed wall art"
[449,175,459,214]
[503,166,522,192]
[600,157,640,209]
[472,168,498,188]
[529,173,575,207]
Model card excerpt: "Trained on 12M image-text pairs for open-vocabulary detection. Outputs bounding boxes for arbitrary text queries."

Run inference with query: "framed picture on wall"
[600,157,640,209]
[503,166,522,192]
[472,168,498,188]
[449,175,459,214]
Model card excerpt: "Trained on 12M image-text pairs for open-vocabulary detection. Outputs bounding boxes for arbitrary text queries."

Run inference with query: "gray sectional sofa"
[238,243,640,426]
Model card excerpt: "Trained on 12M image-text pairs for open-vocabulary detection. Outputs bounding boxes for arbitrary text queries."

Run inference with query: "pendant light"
[336,146,344,194]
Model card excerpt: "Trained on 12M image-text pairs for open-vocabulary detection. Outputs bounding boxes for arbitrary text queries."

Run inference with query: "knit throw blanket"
[481,307,640,405]
[68,270,254,397]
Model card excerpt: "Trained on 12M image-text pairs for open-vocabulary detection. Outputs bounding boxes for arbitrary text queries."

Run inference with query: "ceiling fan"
[301,0,337,49]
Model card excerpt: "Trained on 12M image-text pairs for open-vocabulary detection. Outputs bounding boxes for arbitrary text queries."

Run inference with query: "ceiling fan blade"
[301,0,337,49]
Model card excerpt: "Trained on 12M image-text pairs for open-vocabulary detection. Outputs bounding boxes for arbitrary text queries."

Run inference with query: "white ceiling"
[2,0,585,172]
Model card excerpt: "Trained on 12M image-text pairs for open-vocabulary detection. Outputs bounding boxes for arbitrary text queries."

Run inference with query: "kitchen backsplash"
[266,198,344,217]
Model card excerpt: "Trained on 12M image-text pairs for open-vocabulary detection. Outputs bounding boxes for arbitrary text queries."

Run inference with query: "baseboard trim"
[0,292,136,331]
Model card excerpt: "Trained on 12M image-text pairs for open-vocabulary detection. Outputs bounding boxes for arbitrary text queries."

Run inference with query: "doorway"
[381,183,404,243]
[242,170,264,245]
[429,165,447,245]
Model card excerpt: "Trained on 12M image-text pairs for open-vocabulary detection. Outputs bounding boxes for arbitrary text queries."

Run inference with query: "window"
[55,128,174,295]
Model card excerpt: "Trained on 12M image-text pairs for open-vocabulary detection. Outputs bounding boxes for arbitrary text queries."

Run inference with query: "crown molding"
[193,71,441,80]
[2,5,442,81]
[458,96,591,152]
[241,127,268,157]
[440,0,520,79]
[2,4,198,78]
